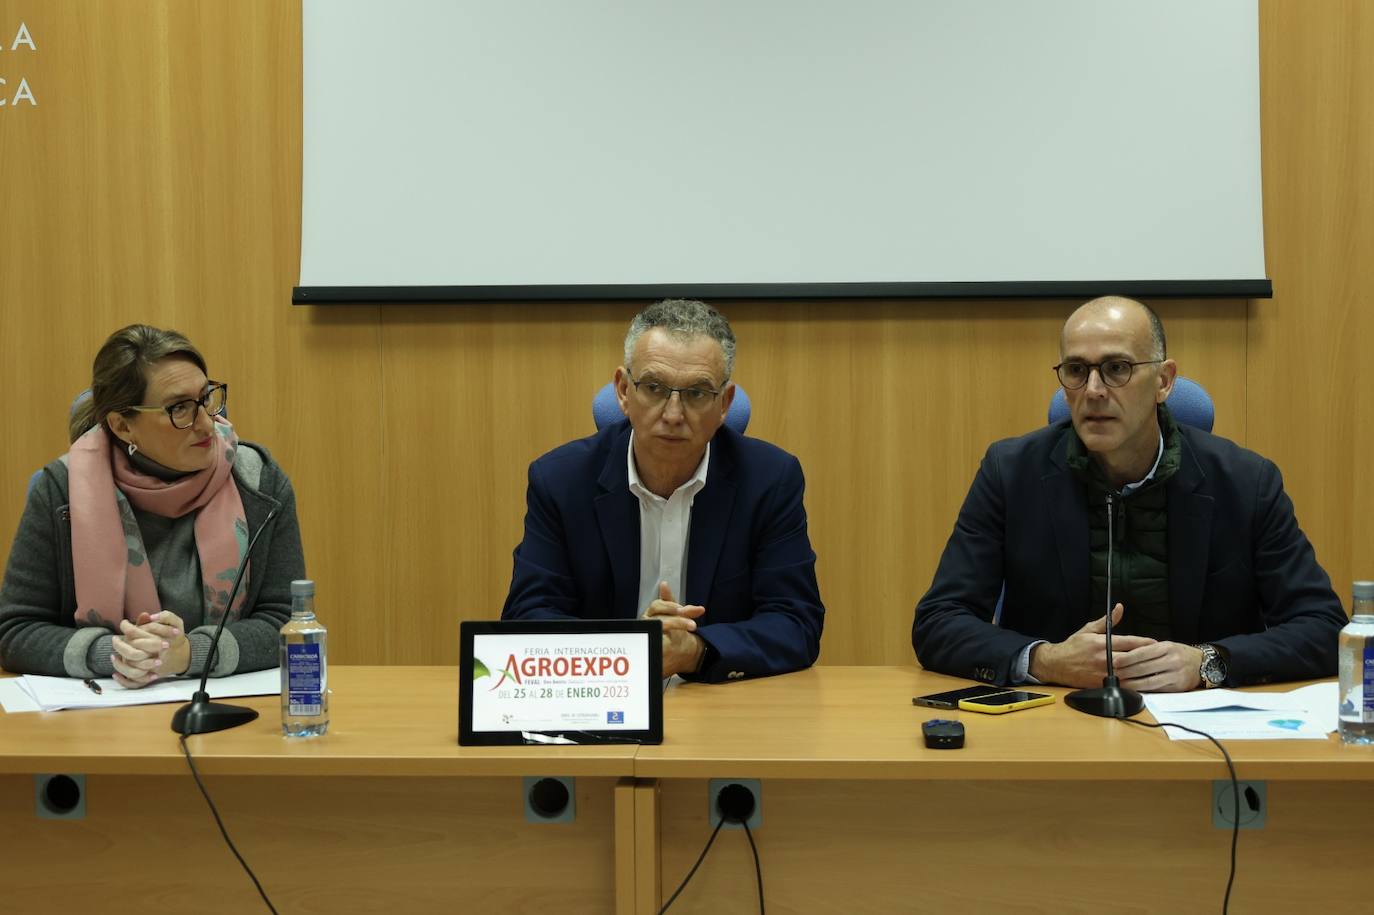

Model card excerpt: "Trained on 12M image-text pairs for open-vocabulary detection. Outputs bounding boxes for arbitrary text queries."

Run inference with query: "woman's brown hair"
[69,325,207,443]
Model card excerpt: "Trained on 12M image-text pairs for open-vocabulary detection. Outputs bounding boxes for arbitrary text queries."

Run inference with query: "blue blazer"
[501,420,824,683]
[913,421,1345,687]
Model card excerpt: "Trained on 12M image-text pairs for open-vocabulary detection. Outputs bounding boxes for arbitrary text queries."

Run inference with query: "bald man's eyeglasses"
[1054,360,1160,390]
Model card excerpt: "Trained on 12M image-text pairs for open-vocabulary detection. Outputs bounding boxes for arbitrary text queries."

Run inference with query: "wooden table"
[3,666,1369,914]
[0,667,637,914]
[637,667,1373,914]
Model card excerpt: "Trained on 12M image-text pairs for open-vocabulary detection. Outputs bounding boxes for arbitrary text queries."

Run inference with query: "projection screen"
[297,0,1268,302]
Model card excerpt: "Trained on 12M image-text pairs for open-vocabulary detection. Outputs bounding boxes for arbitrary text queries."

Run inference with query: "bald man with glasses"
[501,299,824,682]
[913,296,1344,692]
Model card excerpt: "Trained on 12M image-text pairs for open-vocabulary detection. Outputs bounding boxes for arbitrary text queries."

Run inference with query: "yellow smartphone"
[957,689,1056,715]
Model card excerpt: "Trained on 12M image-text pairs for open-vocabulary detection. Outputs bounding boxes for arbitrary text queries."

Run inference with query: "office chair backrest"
[1047,376,1215,432]
[25,390,92,498]
[592,381,751,434]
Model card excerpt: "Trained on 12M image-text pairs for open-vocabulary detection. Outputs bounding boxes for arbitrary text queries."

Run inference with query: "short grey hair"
[1141,301,1168,361]
[623,299,736,379]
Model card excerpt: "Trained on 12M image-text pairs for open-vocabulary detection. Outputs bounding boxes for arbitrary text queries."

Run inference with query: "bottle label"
[287,643,323,716]
[1364,646,1374,719]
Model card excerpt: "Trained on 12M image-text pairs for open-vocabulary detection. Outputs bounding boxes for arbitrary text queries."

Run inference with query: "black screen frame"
[459,619,663,746]
[294,278,1272,305]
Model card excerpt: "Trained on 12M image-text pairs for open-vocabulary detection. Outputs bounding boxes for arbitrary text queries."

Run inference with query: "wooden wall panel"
[1254,0,1374,600]
[0,1,1365,668]
[376,302,629,663]
[0,2,387,666]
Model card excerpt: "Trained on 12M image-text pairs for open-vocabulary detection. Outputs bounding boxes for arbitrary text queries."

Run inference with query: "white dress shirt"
[627,432,710,616]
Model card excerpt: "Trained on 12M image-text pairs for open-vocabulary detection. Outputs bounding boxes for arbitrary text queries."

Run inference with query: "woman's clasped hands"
[110,610,190,688]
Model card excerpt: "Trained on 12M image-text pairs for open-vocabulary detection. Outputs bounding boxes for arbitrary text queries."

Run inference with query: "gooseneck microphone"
[1065,492,1144,718]
[171,507,279,736]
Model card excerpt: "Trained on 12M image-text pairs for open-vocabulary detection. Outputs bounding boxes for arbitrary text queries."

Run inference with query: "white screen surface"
[300,1,1265,293]
[470,632,651,732]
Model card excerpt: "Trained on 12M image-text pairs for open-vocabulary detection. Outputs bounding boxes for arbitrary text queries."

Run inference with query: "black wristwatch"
[1195,643,1228,688]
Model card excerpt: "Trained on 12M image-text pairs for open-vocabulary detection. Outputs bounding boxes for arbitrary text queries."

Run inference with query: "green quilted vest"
[1066,405,1183,640]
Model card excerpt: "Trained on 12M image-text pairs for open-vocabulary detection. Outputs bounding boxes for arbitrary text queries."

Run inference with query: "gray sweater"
[0,442,306,678]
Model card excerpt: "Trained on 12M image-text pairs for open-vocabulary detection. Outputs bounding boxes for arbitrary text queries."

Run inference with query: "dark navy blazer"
[501,420,824,683]
[913,421,1345,687]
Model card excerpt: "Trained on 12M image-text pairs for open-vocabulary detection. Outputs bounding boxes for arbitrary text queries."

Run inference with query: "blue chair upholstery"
[1047,376,1214,431]
[592,381,751,434]
[26,390,94,498]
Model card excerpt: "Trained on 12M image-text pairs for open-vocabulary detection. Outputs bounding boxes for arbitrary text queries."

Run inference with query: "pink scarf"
[67,417,250,629]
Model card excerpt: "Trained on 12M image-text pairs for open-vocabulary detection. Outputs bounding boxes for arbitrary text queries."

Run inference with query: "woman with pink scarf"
[0,325,305,687]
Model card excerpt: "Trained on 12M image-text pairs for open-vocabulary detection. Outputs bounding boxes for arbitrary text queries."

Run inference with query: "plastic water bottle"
[281,579,329,737]
[1338,580,1374,745]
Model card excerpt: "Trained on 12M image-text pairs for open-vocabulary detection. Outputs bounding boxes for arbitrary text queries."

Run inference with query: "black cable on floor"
[1121,717,1237,914]
[178,734,279,914]
[742,819,765,914]
[658,818,725,914]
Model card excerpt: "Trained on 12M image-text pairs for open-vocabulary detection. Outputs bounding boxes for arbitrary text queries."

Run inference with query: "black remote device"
[922,718,965,749]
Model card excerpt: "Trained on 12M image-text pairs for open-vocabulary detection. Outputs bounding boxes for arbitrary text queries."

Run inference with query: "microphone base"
[171,692,260,736]
[1064,684,1144,719]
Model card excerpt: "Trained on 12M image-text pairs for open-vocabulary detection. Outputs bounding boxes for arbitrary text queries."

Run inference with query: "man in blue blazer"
[914,297,1344,691]
[502,299,824,682]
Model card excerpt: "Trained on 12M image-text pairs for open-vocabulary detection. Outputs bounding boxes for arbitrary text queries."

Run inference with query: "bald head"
[1061,296,1167,362]
[1057,295,1177,486]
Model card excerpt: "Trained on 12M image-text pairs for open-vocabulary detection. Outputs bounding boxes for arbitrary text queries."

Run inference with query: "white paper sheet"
[0,678,42,713]
[1144,682,1339,740]
[2,668,280,713]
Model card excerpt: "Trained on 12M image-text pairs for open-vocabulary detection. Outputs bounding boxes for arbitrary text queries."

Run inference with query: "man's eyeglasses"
[1053,360,1160,390]
[126,382,228,429]
[629,375,725,412]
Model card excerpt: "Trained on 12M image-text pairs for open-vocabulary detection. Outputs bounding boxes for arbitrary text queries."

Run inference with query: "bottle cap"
[291,579,316,598]
[1355,581,1374,601]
